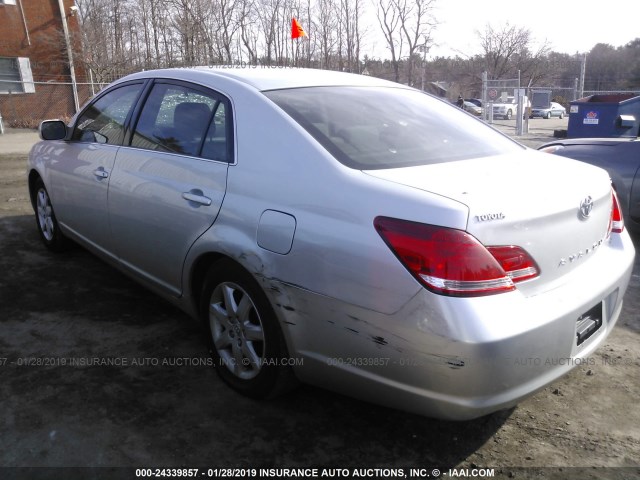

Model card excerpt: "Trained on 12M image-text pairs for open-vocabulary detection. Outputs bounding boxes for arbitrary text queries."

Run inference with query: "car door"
[107,80,231,295]
[48,82,146,256]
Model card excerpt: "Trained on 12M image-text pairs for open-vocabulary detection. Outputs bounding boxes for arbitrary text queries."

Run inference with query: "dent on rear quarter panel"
[259,276,470,375]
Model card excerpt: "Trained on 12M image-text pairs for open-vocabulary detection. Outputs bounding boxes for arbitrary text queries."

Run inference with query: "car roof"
[119,67,403,92]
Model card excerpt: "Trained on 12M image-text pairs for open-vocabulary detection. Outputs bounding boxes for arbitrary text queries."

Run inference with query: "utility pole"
[57,0,80,112]
[419,39,429,91]
[481,71,488,122]
[579,54,586,99]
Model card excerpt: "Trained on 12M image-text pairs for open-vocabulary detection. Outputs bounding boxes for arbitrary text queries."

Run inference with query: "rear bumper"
[273,231,635,420]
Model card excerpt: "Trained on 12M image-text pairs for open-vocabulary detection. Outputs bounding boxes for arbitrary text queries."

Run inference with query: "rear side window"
[72,83,143,145]
[131,83,230,161]
[264,87,522,170]
[200,102,230,162]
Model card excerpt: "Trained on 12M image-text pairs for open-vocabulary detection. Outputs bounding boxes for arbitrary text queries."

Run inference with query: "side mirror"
[39,120,68,141]
[79,129,108,144]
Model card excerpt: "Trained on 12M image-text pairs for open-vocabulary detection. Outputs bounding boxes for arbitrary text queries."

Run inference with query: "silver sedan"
[530,101,567,119]
[28,68,635,420]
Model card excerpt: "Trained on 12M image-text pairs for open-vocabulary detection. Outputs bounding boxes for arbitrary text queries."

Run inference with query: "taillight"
[486,246,540,282]
[611,189,624,234]
[374,216,539,297]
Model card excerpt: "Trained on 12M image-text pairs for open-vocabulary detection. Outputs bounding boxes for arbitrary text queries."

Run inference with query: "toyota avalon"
[28,67,635,419]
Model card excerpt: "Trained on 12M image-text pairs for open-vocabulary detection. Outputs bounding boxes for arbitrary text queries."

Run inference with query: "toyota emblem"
[579,196,593,219]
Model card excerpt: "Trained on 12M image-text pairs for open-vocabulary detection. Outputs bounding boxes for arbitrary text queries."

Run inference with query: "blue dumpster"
[568,93,640,138]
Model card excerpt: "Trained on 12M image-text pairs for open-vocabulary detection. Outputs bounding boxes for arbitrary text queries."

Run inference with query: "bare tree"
[214,0,242,63]
[68,0,640,98]
[238,0,260,63]
[477,23,549,84]
[75,0,132,81]
[397,0,435,86]
[376,0,403,82]
[314,0,338,68]
[255,0,282,64]
[337,0,363,72]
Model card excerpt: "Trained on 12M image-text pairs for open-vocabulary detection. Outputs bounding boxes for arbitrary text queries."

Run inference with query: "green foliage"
[586,40,640,91]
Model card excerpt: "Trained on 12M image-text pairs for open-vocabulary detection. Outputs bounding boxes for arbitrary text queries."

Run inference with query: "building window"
[0,57,35,94]
[0,0,18,5]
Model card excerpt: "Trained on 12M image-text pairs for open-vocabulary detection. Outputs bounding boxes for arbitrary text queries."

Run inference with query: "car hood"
[363,149,614,296]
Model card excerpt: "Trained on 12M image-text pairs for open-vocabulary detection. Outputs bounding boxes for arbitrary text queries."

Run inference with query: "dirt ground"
[1,135,639,479]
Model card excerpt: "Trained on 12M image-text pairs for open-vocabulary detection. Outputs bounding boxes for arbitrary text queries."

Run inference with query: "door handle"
[182,191,212,206]
[93,168,109,179]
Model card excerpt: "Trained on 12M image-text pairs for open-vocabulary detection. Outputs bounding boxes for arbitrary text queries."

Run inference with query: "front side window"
[131,83,230,160]
[72,83,144,145]
[264,86,523,170]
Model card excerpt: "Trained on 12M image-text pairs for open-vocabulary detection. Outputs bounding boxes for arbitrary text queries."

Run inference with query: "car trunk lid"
[364,150,613,297]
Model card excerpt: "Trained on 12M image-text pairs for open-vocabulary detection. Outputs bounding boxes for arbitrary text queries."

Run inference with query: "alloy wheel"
[36,188,55,242]
[208,281,266,380]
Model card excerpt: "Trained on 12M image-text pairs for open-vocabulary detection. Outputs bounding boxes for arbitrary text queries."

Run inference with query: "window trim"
[125,78,235,164]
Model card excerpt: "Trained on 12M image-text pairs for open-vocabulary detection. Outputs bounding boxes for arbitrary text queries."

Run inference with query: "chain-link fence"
[482,77,521,108]
[530,87,578,105]
[583,89,640,97]
[0,79,110,129]
[482,77,523,129]
[2,74,640,133]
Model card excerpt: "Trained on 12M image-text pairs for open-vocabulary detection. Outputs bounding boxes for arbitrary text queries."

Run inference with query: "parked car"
[462,101,483,116]
[465,98,483,108]
[530,102,566,119]
[492,95,530,120]
[539,137,640,232]
[29,68,635,420]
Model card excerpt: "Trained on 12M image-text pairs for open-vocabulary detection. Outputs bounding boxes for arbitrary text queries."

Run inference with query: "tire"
[505,110,512,120]
[200,259,296,399]
[559,112,564,119]
[545,112,551,119]
[33,178,69,252]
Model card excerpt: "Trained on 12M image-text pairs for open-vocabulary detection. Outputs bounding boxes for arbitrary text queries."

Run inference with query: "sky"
[366,0,640,59]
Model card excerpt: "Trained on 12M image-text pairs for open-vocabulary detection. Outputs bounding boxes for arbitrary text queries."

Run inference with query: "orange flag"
[291,18,307,39]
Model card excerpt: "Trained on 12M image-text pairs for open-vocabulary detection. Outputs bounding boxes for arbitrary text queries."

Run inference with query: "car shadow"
[0,215,524,468]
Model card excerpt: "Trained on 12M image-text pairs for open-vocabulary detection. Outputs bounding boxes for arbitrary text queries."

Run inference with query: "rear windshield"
[264,86,523,170]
